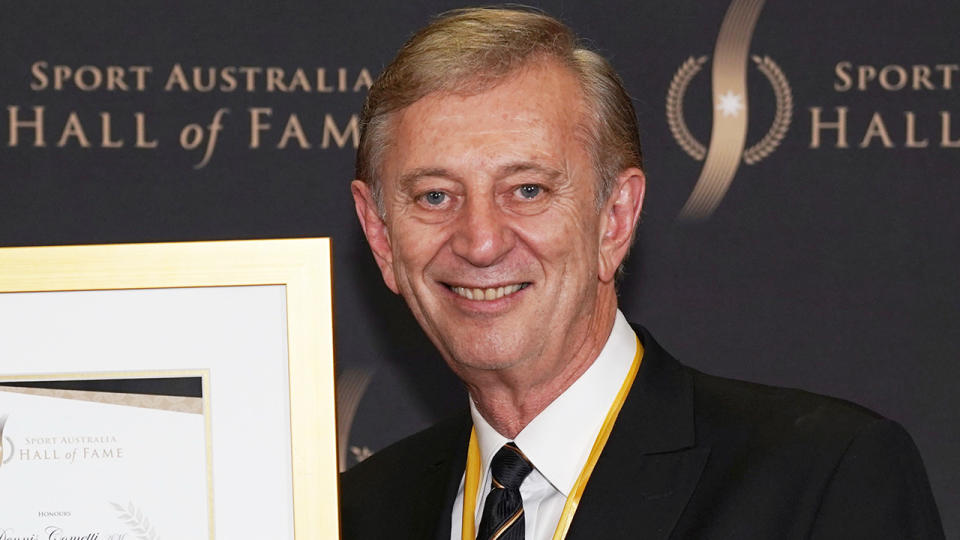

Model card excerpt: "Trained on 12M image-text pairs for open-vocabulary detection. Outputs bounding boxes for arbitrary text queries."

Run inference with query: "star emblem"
[716,90,745,117]
[350,445,374,463]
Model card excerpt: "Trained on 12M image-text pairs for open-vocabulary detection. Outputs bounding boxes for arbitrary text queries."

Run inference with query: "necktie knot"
[477,442,533,540]
[490,442,533,491]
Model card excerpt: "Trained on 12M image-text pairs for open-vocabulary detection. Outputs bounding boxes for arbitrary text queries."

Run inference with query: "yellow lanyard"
[461,335,644,540]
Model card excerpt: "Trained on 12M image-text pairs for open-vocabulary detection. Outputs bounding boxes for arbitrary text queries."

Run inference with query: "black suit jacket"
[340,327,944,539]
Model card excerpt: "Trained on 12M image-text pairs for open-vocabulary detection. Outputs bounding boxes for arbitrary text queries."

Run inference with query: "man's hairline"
[363,60,615,220]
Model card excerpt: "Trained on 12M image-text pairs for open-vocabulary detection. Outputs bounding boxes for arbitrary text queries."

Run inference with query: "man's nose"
[450,195,515,267]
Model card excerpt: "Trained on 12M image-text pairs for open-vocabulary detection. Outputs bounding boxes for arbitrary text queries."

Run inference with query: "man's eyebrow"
[397,167,460,191]
[396,162,562,190]
[497,161,563,180]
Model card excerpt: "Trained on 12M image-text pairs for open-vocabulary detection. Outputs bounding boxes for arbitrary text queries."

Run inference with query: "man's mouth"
[447,283,530,301]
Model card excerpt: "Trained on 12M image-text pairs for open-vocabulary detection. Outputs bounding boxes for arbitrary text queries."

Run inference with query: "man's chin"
[438,332,539,374]
[450,355,523,372]
[417,306,548,369]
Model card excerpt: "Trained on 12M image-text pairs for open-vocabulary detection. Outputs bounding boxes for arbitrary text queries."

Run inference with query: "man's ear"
[351,180,399,294]
[598,168,645,283]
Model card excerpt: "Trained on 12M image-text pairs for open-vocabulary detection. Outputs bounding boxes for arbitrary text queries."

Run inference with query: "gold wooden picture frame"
[0,238,338,538]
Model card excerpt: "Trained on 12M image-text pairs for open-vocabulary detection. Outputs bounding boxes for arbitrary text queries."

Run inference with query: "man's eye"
[517,184,542,199]
[422,191,447,205]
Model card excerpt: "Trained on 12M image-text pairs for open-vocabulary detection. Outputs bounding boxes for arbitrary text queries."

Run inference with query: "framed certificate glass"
[0,239,338,538]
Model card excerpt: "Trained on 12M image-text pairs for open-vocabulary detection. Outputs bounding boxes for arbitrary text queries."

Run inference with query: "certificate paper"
[0,239,340,538]
[0,285,296,538]
[0,374,211,539]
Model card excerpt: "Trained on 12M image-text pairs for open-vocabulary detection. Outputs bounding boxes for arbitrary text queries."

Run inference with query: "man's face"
[354,61,641,383]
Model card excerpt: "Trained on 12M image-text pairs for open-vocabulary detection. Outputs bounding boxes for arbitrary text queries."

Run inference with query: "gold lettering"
[164,64,191,91]
[321,114,359,149]
[912,65,934,90]
[192,67,217,92]
[74,66,103,91]
[809,107,848,148]
[288,68,310,92]
[135,112,158,148]
[248,107,272,148]
[180,124,203,149]
[859,113,894,148]
[278,114,311,148]
[30,60,49,90]
[316,68,334,93]
[354,68,373,92]
[100,112,123,148]
[194,108,228,168]
[53,65,72,90]
[935,64,958,89]
[941,111,960,147]
[130,66,152,91]
[56,112,91,147]
[904,112,928,148]
[7,105,46,147]
[834,61,853,91]
[879,65,907,91]
[857,65,876,91]
[837,63,960,91]
[221,66,238,92]
[31,65,150,91]
[266,67,287,92]
[239,66,262,91]
[105,66,128,91]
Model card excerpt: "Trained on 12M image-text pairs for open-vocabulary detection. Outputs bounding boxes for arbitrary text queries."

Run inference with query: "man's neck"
[464,304,617,439]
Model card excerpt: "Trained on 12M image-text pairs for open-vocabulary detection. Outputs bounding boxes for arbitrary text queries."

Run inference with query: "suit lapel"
[407,414,471,540]
[566,327,709,540]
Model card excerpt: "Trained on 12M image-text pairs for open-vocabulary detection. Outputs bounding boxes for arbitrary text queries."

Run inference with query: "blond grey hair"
[355,7,643,214]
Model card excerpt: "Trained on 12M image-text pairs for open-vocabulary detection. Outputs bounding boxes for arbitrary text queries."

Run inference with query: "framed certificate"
[0,239,338,539]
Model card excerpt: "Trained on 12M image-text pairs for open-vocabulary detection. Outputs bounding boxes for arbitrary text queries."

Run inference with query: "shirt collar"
[469,310,638,496]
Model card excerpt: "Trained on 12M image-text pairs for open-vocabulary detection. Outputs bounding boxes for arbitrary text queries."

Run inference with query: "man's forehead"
[395,60,585,130]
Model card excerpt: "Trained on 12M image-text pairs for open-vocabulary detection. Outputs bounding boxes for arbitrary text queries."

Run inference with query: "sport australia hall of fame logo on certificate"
[0,371,213,539]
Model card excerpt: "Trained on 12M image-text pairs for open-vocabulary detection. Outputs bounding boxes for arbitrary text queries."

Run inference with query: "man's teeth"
[451,284,525,301]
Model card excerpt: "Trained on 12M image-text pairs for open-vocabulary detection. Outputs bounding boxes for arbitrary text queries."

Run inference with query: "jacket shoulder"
[340,411,470,538]
[682,369,943,537]
[690,368,885,442]
[343,410,469,482]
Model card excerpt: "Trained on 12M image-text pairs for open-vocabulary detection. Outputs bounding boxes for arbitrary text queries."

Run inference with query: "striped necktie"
[476,442,534,540]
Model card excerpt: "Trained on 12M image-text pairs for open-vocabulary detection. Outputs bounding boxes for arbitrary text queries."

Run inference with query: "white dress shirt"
[451,310,638,540]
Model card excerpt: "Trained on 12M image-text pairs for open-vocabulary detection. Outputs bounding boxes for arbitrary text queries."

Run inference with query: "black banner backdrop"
[1,1,957,533]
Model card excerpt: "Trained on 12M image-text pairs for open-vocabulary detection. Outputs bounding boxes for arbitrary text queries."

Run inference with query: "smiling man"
[341,7,943,540]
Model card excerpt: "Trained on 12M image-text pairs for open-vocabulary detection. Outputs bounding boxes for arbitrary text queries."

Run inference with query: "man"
[342,7,943,539]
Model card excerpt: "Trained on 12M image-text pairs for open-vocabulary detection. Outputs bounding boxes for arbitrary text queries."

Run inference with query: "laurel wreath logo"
[666,54,792,164]
[337,367,373,471]
[0,436,12,466]
[112,501,160,540]
[667,55,709,161]
[0,414,10,468]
